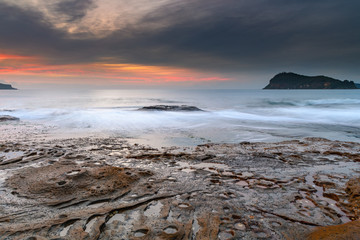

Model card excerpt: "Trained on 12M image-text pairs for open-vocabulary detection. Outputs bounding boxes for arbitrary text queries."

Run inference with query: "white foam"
[1,89,360,145]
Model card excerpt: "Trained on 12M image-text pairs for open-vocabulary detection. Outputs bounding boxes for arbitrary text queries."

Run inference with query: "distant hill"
[0,83,17,90]
[264,72,357,89]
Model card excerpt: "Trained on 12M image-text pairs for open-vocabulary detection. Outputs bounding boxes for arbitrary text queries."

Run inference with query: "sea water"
[0,89,359,147]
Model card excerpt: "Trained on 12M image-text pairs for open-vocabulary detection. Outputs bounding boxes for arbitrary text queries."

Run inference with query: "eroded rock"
[6,162,152,204]
[307,219,360,240]
[344,177,360,219]
[0,137,359,239]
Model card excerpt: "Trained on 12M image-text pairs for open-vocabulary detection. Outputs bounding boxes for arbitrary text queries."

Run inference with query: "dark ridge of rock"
[355,83,360,89]
[264,72,358,89]
[0,83,17,90]
[138,105,204,111]
[0,115,19,122]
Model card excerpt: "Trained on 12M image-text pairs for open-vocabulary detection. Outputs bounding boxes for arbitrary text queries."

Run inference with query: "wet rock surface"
[138,105,204,111]
[0,137,359,239]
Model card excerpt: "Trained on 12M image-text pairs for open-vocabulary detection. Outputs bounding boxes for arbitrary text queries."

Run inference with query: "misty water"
[1,89,360,147]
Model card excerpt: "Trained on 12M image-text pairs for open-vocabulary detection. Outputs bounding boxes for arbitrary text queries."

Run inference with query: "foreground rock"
[264,72,358,89]
[0,115,19,122]
[139,105,204,111]
[7,162,152,205]
[307,220,360,240]
[0,137,359,239]
[345,177,360,218]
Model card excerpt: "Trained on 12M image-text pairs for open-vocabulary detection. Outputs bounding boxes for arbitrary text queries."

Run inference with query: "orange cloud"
[0,52,232,85]
[0,53,36,61]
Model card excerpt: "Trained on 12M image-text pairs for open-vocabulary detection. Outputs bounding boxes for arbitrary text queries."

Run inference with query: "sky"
[0,0,359,88]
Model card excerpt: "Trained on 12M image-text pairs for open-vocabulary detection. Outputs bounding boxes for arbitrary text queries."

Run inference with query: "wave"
[148,98,183,104]
[2,105,360,145]
[7,106,360,131]
[2,89,360,144]
[266,98,360,107]
[10,108,209,130]
[0,109,15,112]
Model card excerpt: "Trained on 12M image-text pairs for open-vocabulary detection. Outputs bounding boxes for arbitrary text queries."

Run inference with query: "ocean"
[1,89,360,147]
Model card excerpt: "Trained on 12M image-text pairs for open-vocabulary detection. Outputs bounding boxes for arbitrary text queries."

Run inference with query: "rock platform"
[0,138,359,239]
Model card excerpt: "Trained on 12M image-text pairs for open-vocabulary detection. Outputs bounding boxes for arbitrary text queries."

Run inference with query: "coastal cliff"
[0,83,17,90]
[264,72,357,89]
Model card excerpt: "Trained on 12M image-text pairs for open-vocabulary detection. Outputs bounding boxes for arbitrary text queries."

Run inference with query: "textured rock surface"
[345,178,360,219]
[0,138,359,239]
[307,219,360,240]
[7,162,151,205]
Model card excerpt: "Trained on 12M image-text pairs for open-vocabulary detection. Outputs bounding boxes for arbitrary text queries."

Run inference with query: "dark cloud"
[53,0,96,22]
[0,3,62,53]
[0,0,359,78]
[99,0,360,73]
[0,2,96,61]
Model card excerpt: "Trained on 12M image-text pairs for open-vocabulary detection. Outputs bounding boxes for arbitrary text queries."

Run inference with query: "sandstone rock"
[6,162,152,204]
[306,219,360,240]
[345,178,360,218]
[1,137,360,239]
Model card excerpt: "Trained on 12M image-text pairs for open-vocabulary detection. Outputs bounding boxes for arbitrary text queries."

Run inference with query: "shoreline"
[2,119,360,149]
[0,136,359,239]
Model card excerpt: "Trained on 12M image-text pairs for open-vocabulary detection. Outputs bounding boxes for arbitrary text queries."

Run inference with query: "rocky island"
[264,72,358,89]
[0,83,17,90]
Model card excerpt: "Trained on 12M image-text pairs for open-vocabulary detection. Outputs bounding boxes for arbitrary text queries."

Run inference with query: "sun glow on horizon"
[0,52,232,86]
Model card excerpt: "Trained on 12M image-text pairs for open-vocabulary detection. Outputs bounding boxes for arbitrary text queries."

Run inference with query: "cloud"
[98,0,360,72]
[53,0,96,22]
[0,2,62,52]
[0,0,359,79]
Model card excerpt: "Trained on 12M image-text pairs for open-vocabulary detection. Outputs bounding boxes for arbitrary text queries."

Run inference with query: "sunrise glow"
[0,52,231,85]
